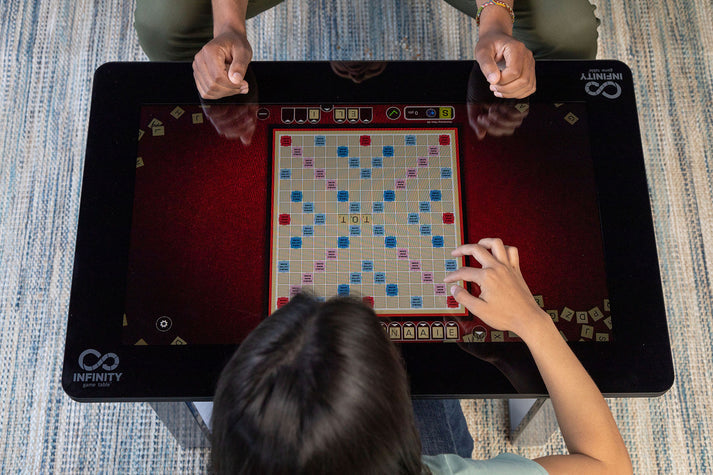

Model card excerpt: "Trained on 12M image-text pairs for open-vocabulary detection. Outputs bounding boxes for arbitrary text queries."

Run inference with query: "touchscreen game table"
[62,61,673,442]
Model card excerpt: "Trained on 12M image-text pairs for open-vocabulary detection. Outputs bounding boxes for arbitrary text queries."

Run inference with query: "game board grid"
[270,129,465,316]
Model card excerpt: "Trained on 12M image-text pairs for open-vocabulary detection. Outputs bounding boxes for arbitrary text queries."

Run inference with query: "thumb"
[227,53,249,85]
[476,50,501,85]
[450,284,484,315]
[228,61,244,85]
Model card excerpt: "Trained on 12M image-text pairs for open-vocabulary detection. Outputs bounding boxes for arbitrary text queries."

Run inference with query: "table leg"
[508,398,558,446]
[148,401,211,449]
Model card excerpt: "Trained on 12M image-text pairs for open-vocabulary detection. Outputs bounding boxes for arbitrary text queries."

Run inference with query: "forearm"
[518,313,632,472]
[212,0,248,36]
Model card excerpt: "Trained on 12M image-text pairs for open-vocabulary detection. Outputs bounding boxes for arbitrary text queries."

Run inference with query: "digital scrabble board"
[269,128,467,320]
[63,61,673,400]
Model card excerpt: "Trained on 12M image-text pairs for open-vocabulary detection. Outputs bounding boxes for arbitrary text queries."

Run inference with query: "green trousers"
[135,0,599,61]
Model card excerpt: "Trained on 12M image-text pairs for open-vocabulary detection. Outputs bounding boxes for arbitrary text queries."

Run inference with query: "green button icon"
[386,107,401,120]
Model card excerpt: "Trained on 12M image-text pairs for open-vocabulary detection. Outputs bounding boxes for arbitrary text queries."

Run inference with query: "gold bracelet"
[476,1,515,26]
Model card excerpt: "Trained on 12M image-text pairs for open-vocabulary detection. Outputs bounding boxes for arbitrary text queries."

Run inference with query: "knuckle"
[474,49,490,64]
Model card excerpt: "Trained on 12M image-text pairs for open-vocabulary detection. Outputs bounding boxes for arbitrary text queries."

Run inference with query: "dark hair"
[210,293,424,474]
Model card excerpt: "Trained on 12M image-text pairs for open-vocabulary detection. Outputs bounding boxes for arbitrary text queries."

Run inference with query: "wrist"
[513,309,557,346]
[212,0,248,37]
[213,19,247,37]
[478,5,514,36]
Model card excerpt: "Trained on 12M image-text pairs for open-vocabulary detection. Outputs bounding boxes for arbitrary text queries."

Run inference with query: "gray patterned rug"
[1,0,711,472]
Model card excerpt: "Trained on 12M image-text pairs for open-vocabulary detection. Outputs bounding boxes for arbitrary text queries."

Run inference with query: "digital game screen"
[122,101,612,346]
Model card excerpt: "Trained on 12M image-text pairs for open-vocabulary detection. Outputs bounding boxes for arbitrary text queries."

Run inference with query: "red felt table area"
[124,103,609,345]
[461,104,610,339]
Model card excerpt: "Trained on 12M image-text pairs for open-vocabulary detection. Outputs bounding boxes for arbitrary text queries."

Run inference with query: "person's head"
[211,293,424,474]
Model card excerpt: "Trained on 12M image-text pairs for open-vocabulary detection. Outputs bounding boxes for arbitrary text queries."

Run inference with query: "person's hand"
[193,29,253,99]
[475,32,535,99]
[467,102,529,139]
[474,5,535,99]
[444,238,547,338]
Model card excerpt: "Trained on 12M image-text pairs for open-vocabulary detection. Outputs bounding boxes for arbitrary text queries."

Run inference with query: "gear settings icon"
[155,316,173,332]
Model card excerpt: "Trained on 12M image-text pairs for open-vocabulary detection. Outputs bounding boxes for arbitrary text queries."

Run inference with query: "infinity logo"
[585,81,622,99]
[78,349,119,371]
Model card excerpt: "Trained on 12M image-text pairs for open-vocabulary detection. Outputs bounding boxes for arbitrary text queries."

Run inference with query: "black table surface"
[62,60,673,401]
